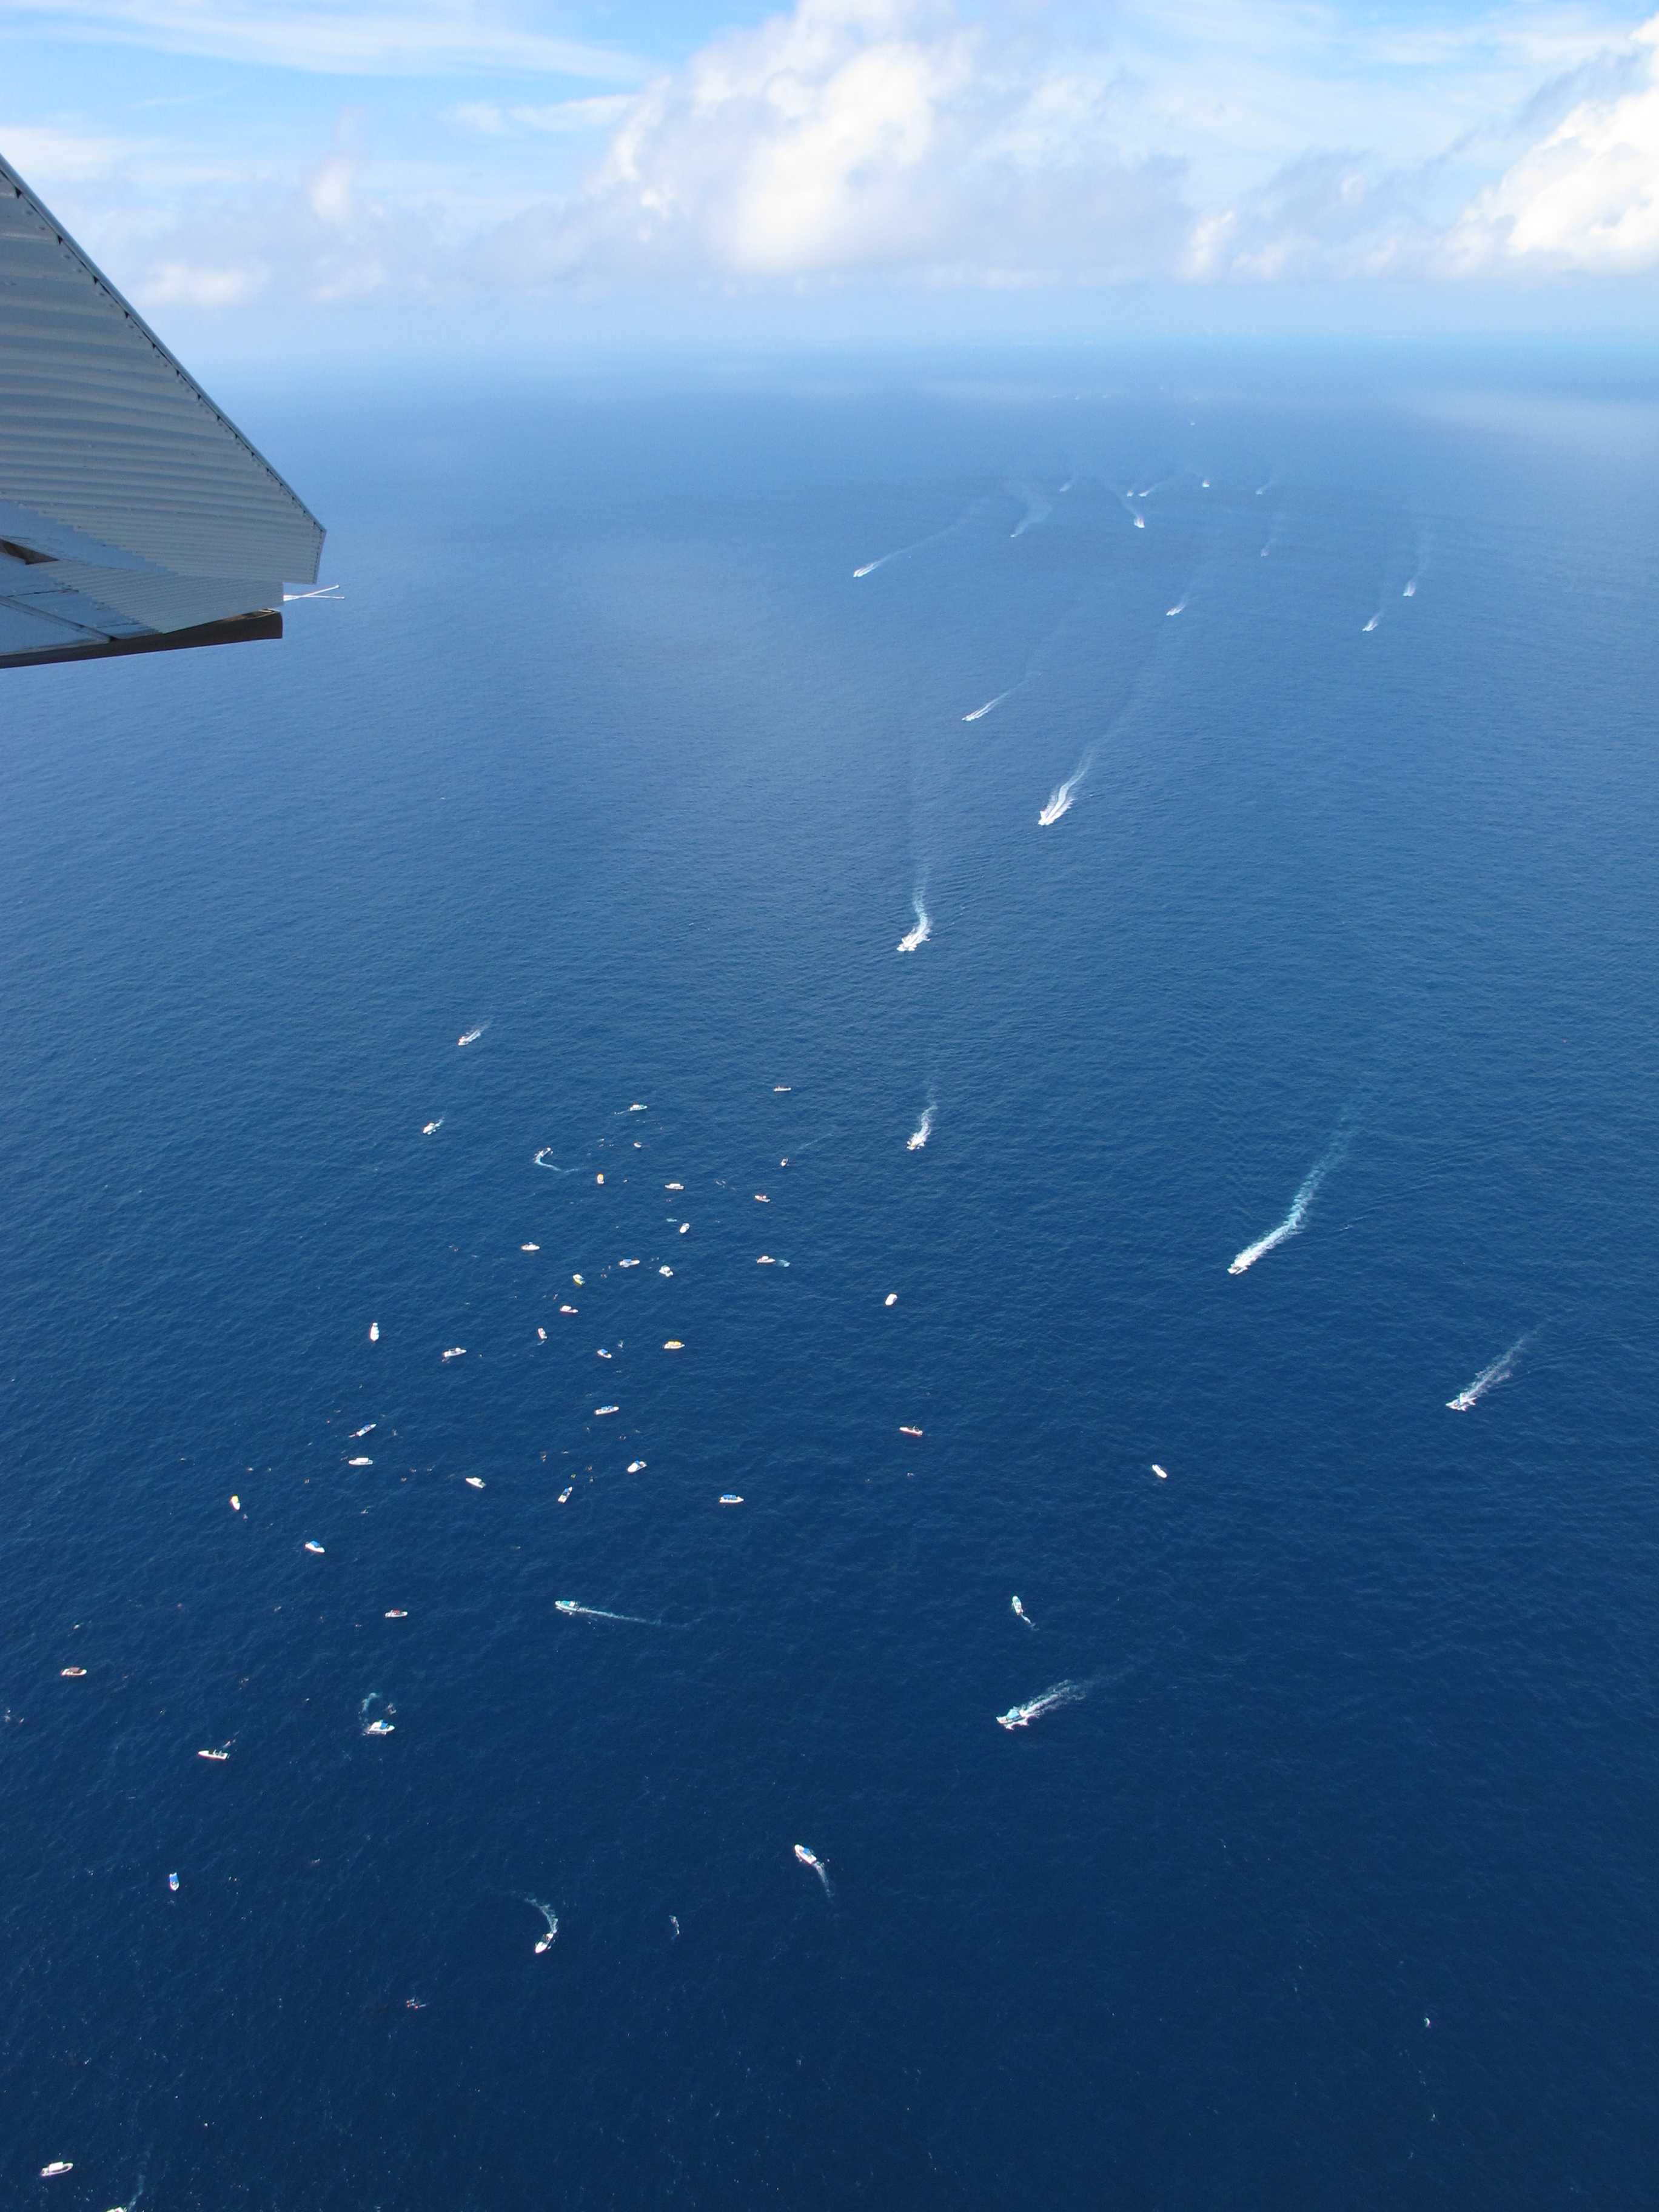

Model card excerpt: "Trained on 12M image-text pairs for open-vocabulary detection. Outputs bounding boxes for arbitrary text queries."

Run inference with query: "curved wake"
[526,1897,559,1953]
[458,1025,486,1048]
[1228,1136,1345,1275]
[1039,753,1091,826]
[1447,1335,1529,1412]
[896,894,931,953]
[534,1148,575,1173]
[997,1680,1085,1731]
[907,1103,934,1151]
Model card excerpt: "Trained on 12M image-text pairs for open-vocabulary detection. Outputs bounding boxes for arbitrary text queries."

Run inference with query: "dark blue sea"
[4,349,1658,2210]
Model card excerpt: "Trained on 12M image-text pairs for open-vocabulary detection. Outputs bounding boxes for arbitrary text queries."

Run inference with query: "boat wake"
[554,1598,665,1626]
[1039,753,1091,826]
[1447,1335,1529,1412]
[963,689,1013,722]
[457,1025,486,1048]
[526,1897,559,1954]
[997,1679,1085,1731]
[1228,1135,1346,1275]
[907,1102,934,1151]
[534,1148,575,1173]
[1166,598,1188,617]
[896,894,931,953]
[360,1692,395,1737]
[794,1843,833,1898]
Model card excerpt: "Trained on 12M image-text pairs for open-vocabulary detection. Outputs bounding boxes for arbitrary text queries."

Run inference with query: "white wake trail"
[896,894,931,954]
[534,1147,575,1173]
[526,1897,559,1953]
[1447,1335,1529,1412]
[963,689,1013,722]
[554,1598,665,1626]
[997,1680,1085,1730]
[457,1024,486,1048]
[1228,1138,1345,1275]
[1039,752,1091,826]
[907,1103,934,1151]
[794,1844,833,1898]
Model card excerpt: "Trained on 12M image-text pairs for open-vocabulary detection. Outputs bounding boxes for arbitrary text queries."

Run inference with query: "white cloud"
[1449,13,1659,268]
[450,96,637,136]
[491,0,1190,286]
[13,0,1659,323]
[2,0,645,79]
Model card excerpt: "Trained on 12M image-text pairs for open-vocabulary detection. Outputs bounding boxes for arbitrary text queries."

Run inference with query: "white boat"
[348,1456,371,1466]
[628,1460,646,1473]
[198,1748,228,1761]
[794,1845,821,1869]
[555,1600,578,1614]
[304,1541,325,1554]
[595,1405,619,1416]
[365,1720,394,1735]
[719,1493,743,1505]
[899,1425,923,1438]
[40,2164,73,2178]
[1151,1464,1169,1480]
[465,1476,484,1489]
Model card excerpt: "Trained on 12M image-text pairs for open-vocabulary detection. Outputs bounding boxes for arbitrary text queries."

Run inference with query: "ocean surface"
[3,349,1658,2210]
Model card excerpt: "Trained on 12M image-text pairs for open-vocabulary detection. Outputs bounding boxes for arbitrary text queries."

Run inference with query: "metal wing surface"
[0,150,324,672]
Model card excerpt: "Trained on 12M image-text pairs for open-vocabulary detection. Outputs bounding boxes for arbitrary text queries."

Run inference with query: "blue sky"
[4,0,1658,352]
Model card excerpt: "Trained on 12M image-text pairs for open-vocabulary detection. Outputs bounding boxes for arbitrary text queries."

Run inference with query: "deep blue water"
[4,351,1659,2210]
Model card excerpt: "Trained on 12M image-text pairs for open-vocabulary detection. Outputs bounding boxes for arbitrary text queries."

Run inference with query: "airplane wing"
[0,149,324,671]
